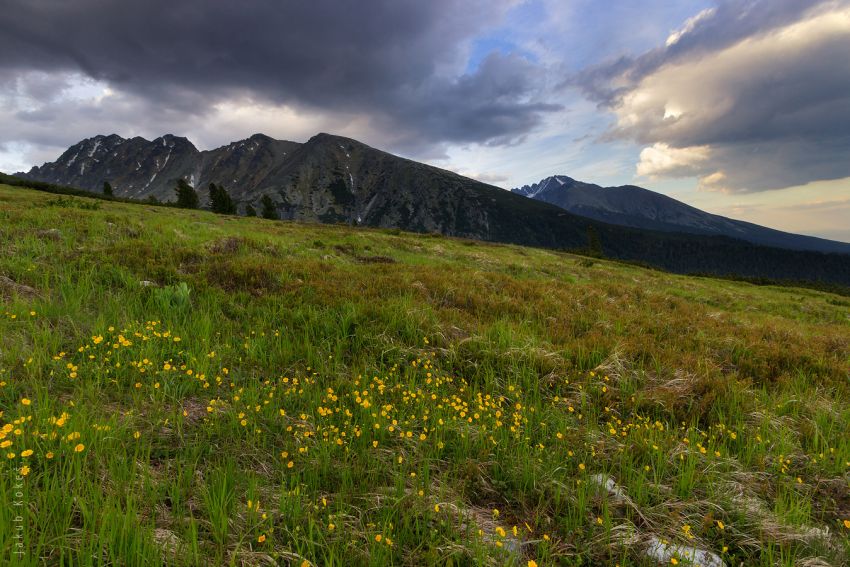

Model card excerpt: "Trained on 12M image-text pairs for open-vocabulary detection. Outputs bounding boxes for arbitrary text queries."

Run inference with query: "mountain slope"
[512,175,850,254]
[15,134,850,286]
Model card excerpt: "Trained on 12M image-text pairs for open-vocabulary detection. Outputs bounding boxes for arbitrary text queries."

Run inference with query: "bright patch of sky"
[0,73,114,172]
[692,178,850,243]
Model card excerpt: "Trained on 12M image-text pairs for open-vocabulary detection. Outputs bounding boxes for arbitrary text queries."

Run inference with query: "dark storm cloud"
[0,0,557,153]
[570,0,850,192]
[386,53,562,147]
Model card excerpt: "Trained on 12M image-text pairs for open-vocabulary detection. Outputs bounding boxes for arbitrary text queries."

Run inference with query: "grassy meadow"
[0,183,849,566]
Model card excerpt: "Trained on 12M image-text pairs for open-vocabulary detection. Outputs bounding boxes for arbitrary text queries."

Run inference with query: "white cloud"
[665,8,716,46]
[599,3,850,192]
[636,143,711,178]
[697,171,729,193]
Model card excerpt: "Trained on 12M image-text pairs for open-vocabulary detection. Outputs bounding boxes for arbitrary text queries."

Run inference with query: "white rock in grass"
[646,536,725,567]
[589,473,625,498]
[139,280,158,287]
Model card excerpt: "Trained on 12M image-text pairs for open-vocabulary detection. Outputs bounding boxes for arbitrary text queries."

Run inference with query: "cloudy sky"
[2,0,849,241]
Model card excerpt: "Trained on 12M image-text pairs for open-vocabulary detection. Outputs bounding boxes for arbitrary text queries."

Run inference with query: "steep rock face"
[195,134,301,203]
[512,175,850,254]
[19,133,299,204]
[254,134,599,248]
[253,133,500,237]
[23,134,200,201]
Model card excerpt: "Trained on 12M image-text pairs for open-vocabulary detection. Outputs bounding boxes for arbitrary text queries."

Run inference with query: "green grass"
[0,184,849,566]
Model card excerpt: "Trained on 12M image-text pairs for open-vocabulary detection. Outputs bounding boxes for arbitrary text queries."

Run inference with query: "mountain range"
[13,133,850,287]
[511,175,850,255]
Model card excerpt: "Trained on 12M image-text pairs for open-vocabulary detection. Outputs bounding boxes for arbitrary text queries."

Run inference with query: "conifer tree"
[260,194,277,220]
[585,225,603,258]
[209,183,238,215]
[175,179,199,209]
[102,181,113,196]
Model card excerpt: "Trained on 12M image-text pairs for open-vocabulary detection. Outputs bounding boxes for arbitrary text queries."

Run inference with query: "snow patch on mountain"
[88,139,102,157]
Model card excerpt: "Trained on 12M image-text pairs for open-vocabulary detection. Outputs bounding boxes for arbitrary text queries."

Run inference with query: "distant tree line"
[0,172,128,202]
[4,171,280,222]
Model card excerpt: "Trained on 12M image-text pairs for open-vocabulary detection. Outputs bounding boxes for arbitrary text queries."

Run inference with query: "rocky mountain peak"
[247,133,274,143]
[513,175,580,198]
[306,132,361,149]
[153,134,197,151]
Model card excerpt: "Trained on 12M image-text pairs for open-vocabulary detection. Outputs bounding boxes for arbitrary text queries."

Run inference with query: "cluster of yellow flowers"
[2,319,845,565]
[0,398,86,478]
